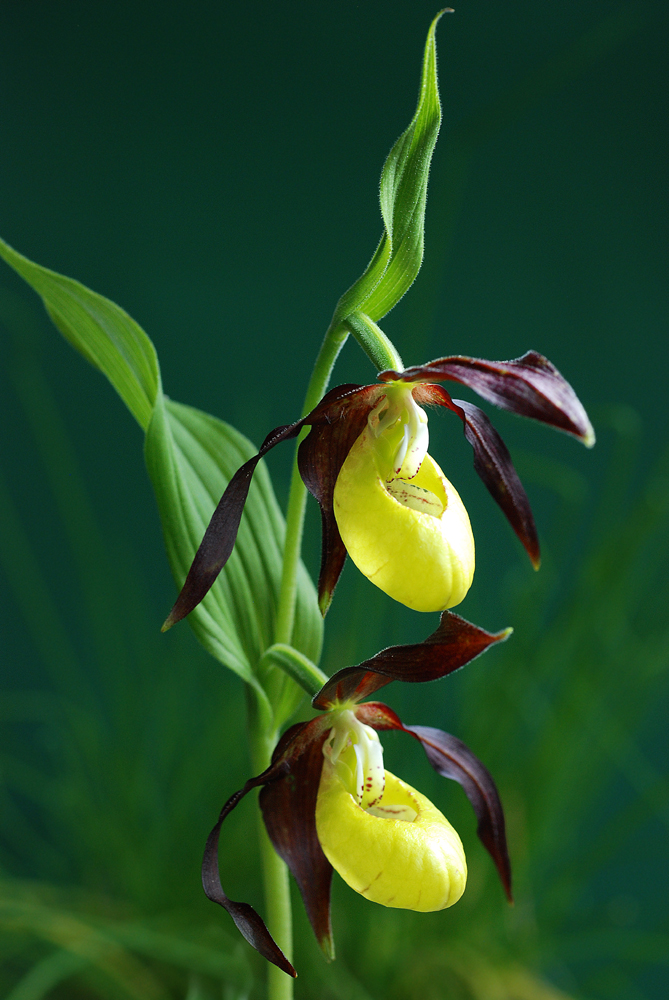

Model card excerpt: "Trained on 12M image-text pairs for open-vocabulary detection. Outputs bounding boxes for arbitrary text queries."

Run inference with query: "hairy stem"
[274,314,402,647]
[274,320,348,647]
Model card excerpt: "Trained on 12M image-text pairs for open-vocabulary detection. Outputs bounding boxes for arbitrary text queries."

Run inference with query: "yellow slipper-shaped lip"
[316,759,467,911]
[334,424,475,612]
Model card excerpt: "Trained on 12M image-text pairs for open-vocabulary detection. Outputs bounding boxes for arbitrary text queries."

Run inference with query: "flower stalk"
[267,313,407,998]
[275,314,404,646]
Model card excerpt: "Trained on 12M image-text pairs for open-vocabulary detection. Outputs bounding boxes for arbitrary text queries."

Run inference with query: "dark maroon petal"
[298,384,382,615]
[382,351,594,445]
[201,757,296,976]
[260,722,335,959]
[423,386,540,568]
[406,725,513,903]
[312,611,511,710]
[162,421,306,630]
[201,717,329,975]
[163,383,376,630]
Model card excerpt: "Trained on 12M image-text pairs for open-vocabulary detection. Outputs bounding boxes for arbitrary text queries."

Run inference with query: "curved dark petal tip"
[319,931,335,962]
[318,588,333,618]
[229,901,297,978]
[404,725,513,903]
[582,424,596,449]
[161,606,181,632]
[161,581,202,631]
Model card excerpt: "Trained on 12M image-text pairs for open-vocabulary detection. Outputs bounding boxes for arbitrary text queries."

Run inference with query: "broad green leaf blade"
[331,10,445,331]
[146,397,322,683]
[0,237,159,431]
[0,237,322,685]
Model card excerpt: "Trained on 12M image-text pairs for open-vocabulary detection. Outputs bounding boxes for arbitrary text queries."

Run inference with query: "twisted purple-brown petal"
[407,725,513,902]
[312,611,511,710]
[201,755,296,976]
[381,351,594,445]
[298,384,382,615]
[419,385,540,567]
[163,383,377,630]
[356,703,512,903]
[201,716,332,975]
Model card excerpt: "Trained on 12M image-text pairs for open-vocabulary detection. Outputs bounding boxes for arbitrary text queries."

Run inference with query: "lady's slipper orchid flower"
[164,350,594,627]
[201,611,513,977]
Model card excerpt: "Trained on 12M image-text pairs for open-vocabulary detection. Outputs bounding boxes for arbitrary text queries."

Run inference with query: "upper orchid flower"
[201,611,513,977]
[163,350,594,627]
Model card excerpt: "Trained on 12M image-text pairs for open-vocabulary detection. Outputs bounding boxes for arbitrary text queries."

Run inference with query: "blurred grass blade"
[5,950,89,1000]
[0,896,169,1000]
[332,10,445,328]
[0,882,252,998]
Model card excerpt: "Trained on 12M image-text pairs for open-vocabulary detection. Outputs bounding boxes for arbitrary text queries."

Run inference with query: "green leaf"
[145,397,322,686]
[332,10,445,329]
[0,237,159,431]
[0,238,323,690]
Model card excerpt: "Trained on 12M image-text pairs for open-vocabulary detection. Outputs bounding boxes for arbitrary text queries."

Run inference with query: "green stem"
[274,320,348,646]
[248,714,294,1000]
[274,313,403,647]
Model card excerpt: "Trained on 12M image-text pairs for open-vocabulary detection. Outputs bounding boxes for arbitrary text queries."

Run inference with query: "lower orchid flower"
[201,612,513,977]
[163,350,594,628]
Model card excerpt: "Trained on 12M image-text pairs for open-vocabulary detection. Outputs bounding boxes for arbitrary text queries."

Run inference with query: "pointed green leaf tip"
[332,9,451,329]
[0,236,159,431]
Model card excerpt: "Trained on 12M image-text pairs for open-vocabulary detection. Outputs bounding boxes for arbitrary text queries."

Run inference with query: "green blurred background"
[0,2,667,998]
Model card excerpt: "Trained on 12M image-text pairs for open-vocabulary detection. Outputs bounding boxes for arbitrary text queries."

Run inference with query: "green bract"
[332,10,446,336]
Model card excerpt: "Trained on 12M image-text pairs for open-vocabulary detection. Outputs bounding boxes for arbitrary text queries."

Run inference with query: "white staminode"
[323,709,417,821]
[368,386,430,481]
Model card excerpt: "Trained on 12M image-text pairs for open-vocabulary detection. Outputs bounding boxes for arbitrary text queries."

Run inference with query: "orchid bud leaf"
[259,643,329,698]
[386,351,595,446]
[313,611,511,709]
